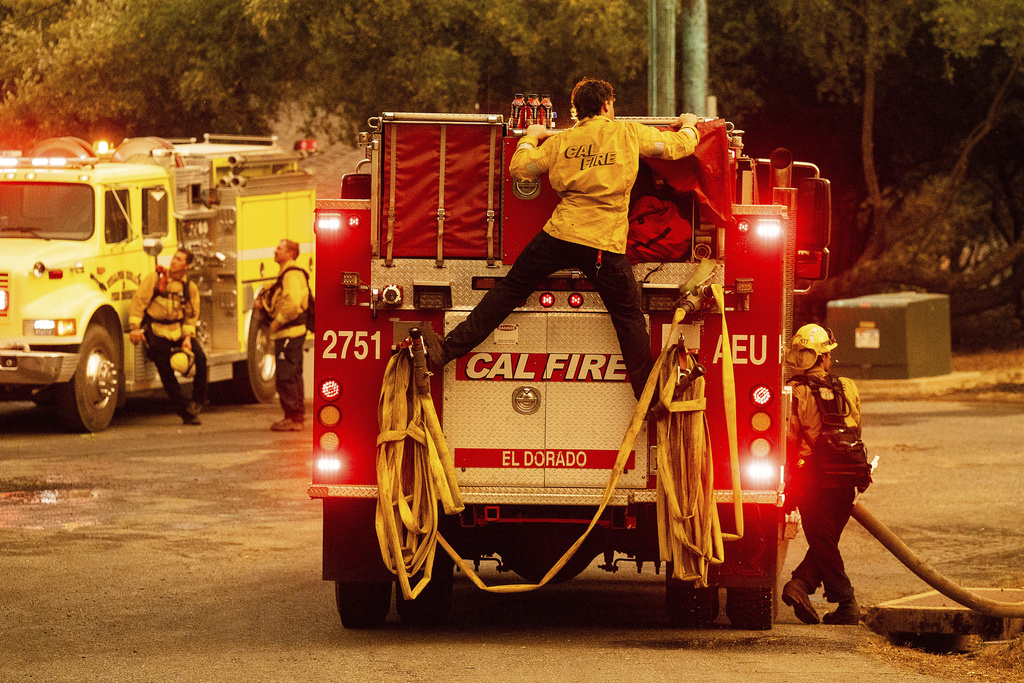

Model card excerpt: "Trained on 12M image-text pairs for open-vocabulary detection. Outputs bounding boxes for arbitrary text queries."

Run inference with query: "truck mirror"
[795,177,831,280]
[143,237,164,258]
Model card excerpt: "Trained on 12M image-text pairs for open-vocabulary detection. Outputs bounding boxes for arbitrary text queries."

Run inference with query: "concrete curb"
[857,369,1024,401]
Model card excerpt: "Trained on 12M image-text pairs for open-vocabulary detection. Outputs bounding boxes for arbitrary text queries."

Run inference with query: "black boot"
[419,323,449,368]
[822,598,860,625]
[782,578,821,625]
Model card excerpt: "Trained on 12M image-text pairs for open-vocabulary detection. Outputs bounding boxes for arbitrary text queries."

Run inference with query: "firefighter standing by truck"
[781,324,863,625]
[128,247,207,425]
[423,78,700,399]
[255,239,310,431]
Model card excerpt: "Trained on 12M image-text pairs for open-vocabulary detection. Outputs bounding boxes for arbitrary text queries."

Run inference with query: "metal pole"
[679,0,708,116]
[648,0,677,116]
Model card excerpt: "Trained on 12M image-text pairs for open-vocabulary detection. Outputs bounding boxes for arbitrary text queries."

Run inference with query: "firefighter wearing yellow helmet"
[781,323,863,626]
[128,247,208,425]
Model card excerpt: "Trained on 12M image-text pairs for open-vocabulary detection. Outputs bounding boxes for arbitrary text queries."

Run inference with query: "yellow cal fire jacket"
[128,270,199,342]
[787,367,862,465]
[259,259,310,341]
[509,115,699,254]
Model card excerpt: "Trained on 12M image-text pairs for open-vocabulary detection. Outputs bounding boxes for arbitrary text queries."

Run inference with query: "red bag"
[626,196,692,264]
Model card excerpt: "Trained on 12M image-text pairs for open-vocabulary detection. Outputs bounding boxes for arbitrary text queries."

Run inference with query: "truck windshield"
[0,182,95,241]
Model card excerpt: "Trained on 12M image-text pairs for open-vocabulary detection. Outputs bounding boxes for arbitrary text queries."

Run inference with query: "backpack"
[790,374,872,491]
[270,266,315,333]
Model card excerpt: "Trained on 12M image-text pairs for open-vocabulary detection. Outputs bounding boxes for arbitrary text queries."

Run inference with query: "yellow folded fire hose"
[375,267,743,599]
[656,282,744,586]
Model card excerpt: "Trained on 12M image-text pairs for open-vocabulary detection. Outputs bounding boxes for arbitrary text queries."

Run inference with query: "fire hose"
[374,266,744,599]
[852,503,1024,618]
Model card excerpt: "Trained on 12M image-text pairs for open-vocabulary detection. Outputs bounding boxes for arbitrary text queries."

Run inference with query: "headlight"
[28,319,77,336]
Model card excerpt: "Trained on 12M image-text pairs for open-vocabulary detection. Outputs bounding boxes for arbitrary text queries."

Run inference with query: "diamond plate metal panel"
[442,310,649,490]
[544,313,647,488]
[443,311,546,487]
[309,485,781,506]
[370,259,724,313]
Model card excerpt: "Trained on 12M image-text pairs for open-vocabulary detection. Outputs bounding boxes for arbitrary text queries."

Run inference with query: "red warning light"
[750,384,773,406]
[568,292,584,308]
[539,292,555,308]
[320,379,341,401]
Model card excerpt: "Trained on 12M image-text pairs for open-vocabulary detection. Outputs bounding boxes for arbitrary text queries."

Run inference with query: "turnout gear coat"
[128,268,199,342]
[509,115,699,254]
[259,259,310,341]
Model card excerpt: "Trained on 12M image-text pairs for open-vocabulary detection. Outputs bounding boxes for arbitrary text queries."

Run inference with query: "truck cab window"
[104,188,130,243]
[142,186,169,237]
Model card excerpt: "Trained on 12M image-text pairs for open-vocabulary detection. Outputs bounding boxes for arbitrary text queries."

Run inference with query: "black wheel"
[725,587,774,630]
[230,312,276,403]
[395,551,454,627]
[55,323,120,432]
[666,579,719,628]
[335,581,392,628]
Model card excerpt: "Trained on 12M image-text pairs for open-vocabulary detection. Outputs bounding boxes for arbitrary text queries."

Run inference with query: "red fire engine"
[308,111,832,628]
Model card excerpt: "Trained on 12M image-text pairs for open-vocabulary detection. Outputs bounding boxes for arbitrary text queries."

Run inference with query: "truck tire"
[230,313,276,403]
[666,579,719,628]
[335,581,392,628]
[395,552,454,627]
[725,586,774,630]
[55,322,120,432]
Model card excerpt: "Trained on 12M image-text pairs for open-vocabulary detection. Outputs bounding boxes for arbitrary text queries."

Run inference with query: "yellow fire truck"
[0,134,316,431]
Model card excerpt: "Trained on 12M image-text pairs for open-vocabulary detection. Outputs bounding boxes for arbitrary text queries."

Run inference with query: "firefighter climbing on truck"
[422,79,699,402]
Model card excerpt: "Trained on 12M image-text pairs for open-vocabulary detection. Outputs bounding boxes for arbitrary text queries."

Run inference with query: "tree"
[757,0,1024,345]
[248,0,648,140]
[0,0,289,147]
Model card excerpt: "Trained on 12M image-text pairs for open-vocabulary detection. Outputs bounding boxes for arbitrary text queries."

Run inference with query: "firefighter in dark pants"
[128,247,207,425]
[422,78,700,399]
[781,324,862,625]
[256,239,310,431]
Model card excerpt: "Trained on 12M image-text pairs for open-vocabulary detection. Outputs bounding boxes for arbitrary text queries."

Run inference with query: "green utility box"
[826,293,951,379]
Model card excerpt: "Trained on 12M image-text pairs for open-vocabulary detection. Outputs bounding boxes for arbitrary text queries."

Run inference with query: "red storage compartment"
[379,120,503,261]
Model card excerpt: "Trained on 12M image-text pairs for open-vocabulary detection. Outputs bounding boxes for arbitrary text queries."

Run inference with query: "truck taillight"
[319,378,341,401]
[747,461,777,482]
[319,432,340,452]
[316,456,343,473]
[316,212,342,232]
[750,411,772,432]
[319,404,341,427]
[0,288,8,313]
[750,438,771,458]
[756,218,782,239]
[746,385,778,484]
[315,211,360,233]
[539,292,555,308]
[568,292,584,308]
[316,376,344,482]
[750,385,773,406]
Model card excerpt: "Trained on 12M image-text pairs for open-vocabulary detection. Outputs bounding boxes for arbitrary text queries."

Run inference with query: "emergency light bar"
[0,156,95,169]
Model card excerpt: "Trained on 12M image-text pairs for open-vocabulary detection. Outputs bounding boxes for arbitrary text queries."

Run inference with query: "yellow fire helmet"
[785,323,837,370]
[170,349,196,378]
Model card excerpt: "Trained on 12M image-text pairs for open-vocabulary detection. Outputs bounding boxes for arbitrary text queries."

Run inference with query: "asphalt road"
[1,383,1021,682]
